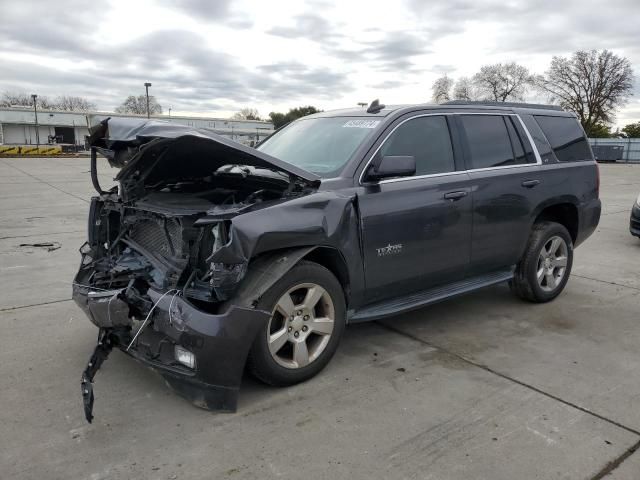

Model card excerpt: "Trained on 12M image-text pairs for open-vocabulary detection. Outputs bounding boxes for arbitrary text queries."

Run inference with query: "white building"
[0,107,274,148]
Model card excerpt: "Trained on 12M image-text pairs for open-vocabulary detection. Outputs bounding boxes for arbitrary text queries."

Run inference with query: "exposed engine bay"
[81,167,309,309]
[77,118,320,315]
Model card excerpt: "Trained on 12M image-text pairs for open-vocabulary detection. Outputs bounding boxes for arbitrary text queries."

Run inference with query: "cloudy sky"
[1,0,639,125]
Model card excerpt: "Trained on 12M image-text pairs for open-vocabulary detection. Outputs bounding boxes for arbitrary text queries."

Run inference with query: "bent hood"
[88,117,320,186]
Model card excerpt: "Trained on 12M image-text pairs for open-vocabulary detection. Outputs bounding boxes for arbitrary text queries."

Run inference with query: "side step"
[349,269,514,323]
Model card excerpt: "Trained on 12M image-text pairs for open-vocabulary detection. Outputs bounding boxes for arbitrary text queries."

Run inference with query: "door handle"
[521,179,540,188]
[444,191,468,201]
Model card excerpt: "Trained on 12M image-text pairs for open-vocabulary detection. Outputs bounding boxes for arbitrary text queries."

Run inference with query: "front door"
[357,115,473,304]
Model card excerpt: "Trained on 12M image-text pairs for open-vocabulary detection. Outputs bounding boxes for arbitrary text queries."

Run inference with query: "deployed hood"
[88,117,320,187]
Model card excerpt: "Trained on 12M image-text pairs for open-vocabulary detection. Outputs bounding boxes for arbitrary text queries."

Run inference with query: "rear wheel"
[247,261,346,386]
[511,221,573,303]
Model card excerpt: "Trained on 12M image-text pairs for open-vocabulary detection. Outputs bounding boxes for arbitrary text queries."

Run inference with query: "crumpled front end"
[73,271,269,418]
[74,118,322,422]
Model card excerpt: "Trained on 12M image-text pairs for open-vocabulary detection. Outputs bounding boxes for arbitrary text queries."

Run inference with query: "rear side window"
[380,115,455,176]
[460,115,519,169]
[534,115,592,162]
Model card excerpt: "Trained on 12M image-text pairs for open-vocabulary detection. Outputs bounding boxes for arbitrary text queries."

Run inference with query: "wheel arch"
[229,246,351,309]
[531,198,580,244]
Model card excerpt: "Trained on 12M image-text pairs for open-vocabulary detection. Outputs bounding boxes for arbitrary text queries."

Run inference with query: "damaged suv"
[74,101,600,422]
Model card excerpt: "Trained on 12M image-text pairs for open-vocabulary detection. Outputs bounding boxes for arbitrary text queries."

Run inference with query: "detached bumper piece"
[73,283,270,422]
[81,329,114,423]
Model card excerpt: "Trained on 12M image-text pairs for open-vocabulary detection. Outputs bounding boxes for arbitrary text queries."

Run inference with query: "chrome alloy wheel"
[536,235,568,292]
[267,283,335,369]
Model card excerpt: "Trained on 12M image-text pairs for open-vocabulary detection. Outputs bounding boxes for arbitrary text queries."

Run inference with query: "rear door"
[357,114,472,304]
[456,114,543,274]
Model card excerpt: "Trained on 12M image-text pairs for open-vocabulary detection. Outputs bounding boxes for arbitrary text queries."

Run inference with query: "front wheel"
[247,261,346,386]
[510,221,574,303]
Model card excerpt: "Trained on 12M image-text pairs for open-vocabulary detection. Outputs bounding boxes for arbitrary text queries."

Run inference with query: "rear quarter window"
[534,115,592,162]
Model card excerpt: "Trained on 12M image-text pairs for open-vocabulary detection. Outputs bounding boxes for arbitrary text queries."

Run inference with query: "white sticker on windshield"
[342,120,380,128]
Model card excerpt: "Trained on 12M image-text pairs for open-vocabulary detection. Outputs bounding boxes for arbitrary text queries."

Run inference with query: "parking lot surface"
[1,157,639,479]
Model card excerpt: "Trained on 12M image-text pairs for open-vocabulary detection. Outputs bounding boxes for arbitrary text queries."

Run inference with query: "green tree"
[621,122,640,138]
[588,123,613,138]
[268,106,321,129]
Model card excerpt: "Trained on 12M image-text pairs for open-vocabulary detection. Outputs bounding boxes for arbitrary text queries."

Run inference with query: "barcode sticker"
[342,120,380,128]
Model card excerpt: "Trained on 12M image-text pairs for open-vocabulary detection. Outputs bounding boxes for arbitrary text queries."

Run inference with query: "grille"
[129,217,183,258]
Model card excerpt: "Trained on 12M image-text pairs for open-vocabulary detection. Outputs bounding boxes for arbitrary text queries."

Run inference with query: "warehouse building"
[0,107,274,149]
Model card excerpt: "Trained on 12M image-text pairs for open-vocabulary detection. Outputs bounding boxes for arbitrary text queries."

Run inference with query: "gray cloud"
[369,80,405,90]
[157,0,232,17]
[156,0,253,28]
[405,0,640,63]
[0,26,352,112]
[430,64,457,75]
[0,1,94,58]
[268,13,337,39]
[1,0,638,118]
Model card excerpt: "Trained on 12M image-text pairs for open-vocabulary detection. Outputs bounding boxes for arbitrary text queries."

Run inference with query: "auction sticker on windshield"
[342,120,380,128]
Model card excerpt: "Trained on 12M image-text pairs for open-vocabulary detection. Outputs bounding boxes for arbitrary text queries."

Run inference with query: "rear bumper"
[631,204,640,237]
[576,198,602,247]
[73,283,270,411]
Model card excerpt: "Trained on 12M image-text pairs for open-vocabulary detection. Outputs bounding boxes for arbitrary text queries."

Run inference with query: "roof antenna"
[366,99,385,114]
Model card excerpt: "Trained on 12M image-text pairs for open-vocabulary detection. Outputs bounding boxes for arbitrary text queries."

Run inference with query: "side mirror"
[364,155,416,182]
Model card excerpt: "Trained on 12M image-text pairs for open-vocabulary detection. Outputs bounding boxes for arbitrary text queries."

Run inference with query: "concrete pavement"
[0,157,639,479]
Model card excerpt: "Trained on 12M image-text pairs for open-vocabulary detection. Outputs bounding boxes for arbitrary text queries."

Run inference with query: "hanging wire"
[126,289,178,351]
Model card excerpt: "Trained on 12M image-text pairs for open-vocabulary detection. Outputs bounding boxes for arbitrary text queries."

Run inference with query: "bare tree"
[0,91,55,109]
[54,96,96,112]
[452,77,475,101]
[1,91,96,111]
[231,108,261,120]
[431,75,454,103]
[473,62,533,102]
[115,95,163,115]
[536,50,634,136]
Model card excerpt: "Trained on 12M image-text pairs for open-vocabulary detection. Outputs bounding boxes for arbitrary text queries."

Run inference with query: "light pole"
[357,102,367,108]
[31,94,39,147]
[168,107,171,117]
[144,82,152,118]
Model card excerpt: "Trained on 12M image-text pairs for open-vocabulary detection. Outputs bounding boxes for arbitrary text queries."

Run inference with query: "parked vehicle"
[74,101,600,421]
[631,192,640,238]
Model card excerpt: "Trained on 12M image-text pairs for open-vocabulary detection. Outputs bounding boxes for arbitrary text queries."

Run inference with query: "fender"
[226,247,316,309]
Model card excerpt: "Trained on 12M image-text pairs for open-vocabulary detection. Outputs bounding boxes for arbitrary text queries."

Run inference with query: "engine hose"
[90,147,108,195]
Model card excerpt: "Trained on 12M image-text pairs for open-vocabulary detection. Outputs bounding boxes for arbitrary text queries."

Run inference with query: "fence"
[588,138,640,163]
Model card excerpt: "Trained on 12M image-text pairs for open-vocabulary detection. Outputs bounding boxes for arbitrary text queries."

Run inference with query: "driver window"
[380,116,455,176]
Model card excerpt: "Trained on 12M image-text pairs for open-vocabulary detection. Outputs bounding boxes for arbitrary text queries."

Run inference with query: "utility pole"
[144,82,152,119]
[31,94,40,147]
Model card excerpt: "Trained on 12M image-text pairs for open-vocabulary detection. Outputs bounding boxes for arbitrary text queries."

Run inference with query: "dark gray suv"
[74,101,601,421]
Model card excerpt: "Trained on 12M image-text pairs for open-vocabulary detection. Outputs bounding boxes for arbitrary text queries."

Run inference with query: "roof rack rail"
[443,100,563,111]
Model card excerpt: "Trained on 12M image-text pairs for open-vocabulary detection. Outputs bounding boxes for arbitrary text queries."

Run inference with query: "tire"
[510,221,574,303]
[247,260,346,386]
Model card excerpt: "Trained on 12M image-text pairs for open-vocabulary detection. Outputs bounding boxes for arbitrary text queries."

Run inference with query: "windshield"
[257,117,381,177]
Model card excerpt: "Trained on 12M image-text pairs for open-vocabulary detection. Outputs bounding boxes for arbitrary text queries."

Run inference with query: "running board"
[350,269,514,323]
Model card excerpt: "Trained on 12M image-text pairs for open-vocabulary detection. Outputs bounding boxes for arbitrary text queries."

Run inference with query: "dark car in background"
[631,192,640,238]
[74,101,600,421]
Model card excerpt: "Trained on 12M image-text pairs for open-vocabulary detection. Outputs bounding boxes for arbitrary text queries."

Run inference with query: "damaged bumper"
[73,282,270,418]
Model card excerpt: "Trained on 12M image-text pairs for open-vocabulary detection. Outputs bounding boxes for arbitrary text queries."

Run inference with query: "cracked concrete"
[1,157,639,479]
